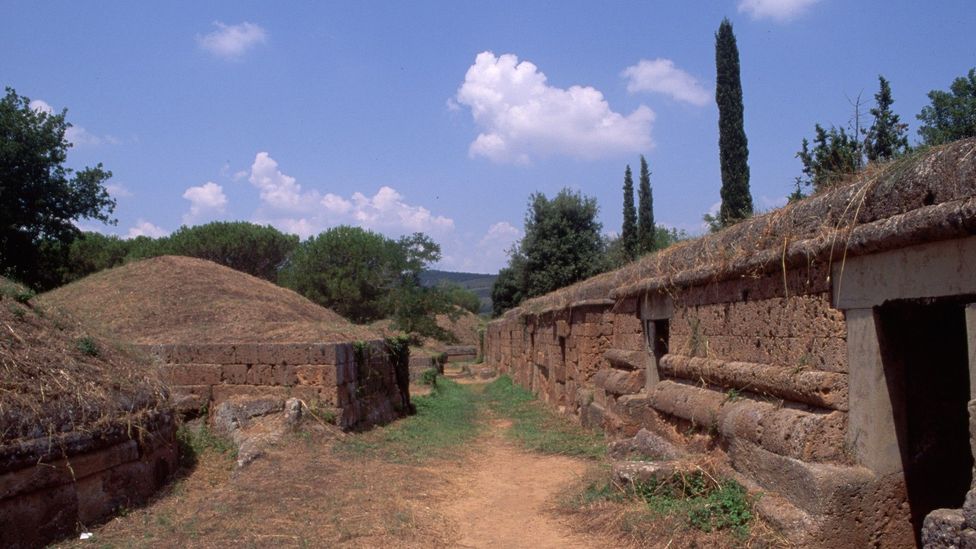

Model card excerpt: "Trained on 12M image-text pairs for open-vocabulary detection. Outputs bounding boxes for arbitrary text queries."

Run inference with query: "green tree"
[917,68,976,146]
[796,124,861,192]
[0,87,115,287]
[279,226,404,322]
[637,155,656,254]
[166,221,299,281]
[864,76,909,162]
[437,281,482,315]
[520,189,605,299]
[621,165,638,260]
[491,254,525,317]
[715,18,753,227]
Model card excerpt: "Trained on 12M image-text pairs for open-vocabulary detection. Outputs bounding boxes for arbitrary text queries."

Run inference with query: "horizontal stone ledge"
[0,439,139,500]
[593,368,644,396]
[659,355,848,411]
[569,298,615,309]
[603,348,646,371]
[136,341,382,366]
[648,380,847,462]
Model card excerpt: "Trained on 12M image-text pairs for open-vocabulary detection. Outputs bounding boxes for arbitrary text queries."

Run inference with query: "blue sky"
[3,1,974,273]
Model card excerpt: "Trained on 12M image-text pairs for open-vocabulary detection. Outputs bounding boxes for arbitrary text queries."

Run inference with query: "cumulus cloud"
[182,181,228,224]
[738,0,820,22]
[439,221,523,273]
[248,152,316,211]
[29,99,54,114]
[126,220,168,239]
[622,59,710,106]
[197,21,267,59]
[454,51,654,164]
[243,152,454,238]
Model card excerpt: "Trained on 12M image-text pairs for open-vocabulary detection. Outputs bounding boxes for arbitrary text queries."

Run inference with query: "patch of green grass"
[633,472,754,537]
[420,367,439,386]
[76,335,99,357]
[481,376,605,459]
[339,377,479,463]
[176,423,236,467]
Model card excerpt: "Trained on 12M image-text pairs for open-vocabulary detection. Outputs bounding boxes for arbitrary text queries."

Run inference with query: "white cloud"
[197,21,267,59]
[248,152,316,211]
[243,152,454,238]
[29,99,54,114]
[182,181,228,224]
[622,59,710,106]
[454,51,654,164]
[438,221,522,273]
[126,220,168,239]
[738,0,820,22]
[105,183,133,198]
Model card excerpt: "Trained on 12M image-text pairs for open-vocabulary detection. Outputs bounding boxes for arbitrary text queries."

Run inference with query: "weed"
[76,336,99,357]
[338,378,479,463]
[724,388,742,403]
[7,303,26,320]
[420,368,439,386]
[633,472,754,537]
[482,376,605,459]
[176,423,236,467]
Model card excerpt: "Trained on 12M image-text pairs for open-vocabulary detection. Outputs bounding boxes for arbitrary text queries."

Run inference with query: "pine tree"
[916,68,976,146]
[621,165,638,260]
[636,155,655,253]
[715,18,753,227]
[864,75,909,162]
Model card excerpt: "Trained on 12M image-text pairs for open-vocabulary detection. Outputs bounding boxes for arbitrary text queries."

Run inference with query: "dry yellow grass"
[42,255,379,344]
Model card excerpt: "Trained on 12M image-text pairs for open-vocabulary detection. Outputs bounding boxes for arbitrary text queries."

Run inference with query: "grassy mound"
[0,278,169,464]
[42,255,379,344]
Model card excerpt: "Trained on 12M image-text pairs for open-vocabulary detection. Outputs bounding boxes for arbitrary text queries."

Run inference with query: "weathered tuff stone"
[593,368,644,396]
[212,397,285,437]
[608,428,682,461]
[612,460,691,486]
[603,348,645,371]
[922,508,965,548]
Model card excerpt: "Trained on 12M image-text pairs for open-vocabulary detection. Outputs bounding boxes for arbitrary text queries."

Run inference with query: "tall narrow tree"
[864,75,909,162]
[621,165,638,260]
[637,155,655,253]
[715,18,753,227]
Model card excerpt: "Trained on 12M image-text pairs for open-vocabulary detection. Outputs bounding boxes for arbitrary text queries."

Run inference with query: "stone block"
[648,380,724,428]
[160,363,221,386]
[728,438,873,515]
[593,368,644,396]
[211,385,289,404]
[245,364,275,385]
[220,363,248,384]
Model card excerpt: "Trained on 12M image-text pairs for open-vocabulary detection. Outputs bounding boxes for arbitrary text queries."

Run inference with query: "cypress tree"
[864,75,909,162]
[621,165,638,260]
[637,155,655,253]
[715,18,753,227]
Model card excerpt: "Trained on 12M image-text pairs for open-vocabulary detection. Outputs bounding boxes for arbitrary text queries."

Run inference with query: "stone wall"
[486,139,976,547]
[0,411,178,549]
[141,340,410,431]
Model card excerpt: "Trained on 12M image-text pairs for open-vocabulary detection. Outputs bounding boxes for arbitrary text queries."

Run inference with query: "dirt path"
[438,419,603,549]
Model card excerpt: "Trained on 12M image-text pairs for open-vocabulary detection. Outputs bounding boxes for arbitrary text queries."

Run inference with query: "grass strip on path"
[481,376,605,459]
[337,377,480,463]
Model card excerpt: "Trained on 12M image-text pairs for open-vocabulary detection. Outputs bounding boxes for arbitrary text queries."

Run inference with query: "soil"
[53,397,603,548]
[41,255,378,344]
[438,418,603,549]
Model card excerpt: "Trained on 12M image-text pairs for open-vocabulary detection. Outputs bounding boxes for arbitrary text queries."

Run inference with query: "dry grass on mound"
[41,255,378,344]
[435,309,481,347]
[0,278,168,452]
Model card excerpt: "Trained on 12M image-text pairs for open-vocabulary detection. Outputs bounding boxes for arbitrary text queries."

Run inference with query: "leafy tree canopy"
[165,221,299,281]
[917,68,976,146]
[796,124,861,193]
[0,87,115,287]
[864,75,910,162]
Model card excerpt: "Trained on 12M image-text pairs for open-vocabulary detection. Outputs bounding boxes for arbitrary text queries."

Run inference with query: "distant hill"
[420,269,497,314]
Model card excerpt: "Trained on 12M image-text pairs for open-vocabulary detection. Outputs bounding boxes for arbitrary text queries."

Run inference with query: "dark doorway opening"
[877,297,973,544]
